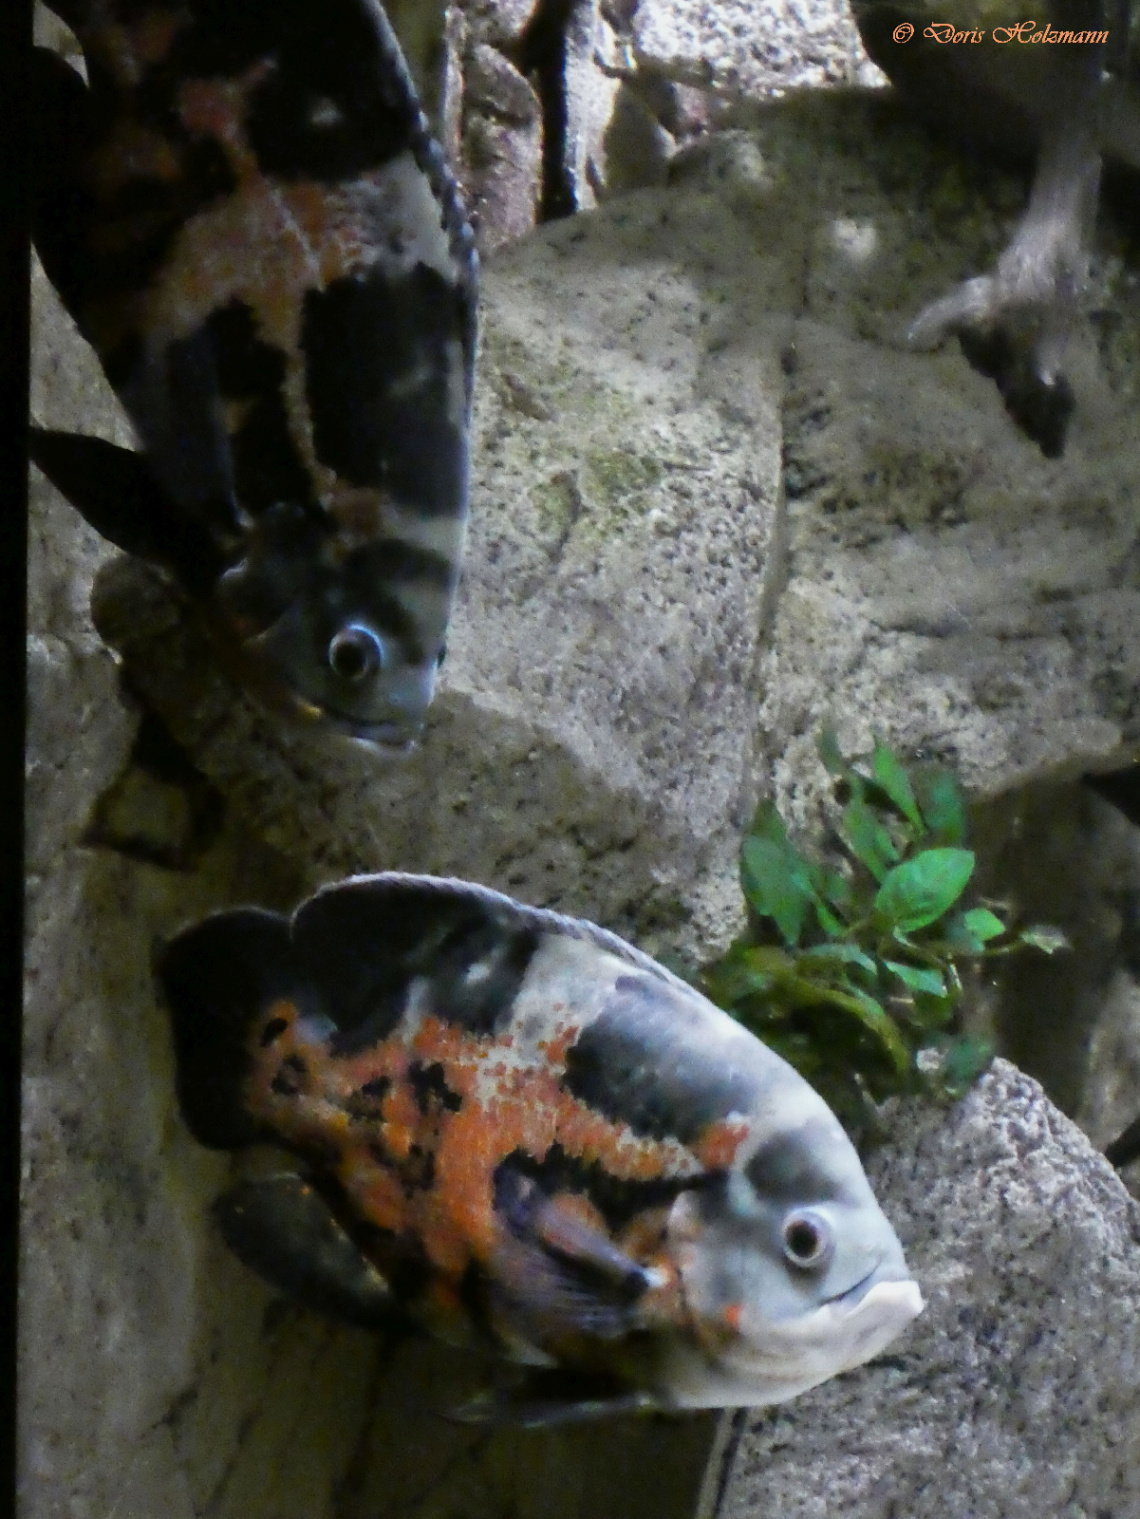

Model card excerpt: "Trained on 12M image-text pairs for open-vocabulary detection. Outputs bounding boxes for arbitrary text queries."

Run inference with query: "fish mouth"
[326,715,423,754]
[822,1262,922,1317]
[274,691,424,754]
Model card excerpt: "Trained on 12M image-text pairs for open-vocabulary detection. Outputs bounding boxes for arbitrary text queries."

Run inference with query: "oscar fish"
[31,0,477,751]
[158,873,923,1423]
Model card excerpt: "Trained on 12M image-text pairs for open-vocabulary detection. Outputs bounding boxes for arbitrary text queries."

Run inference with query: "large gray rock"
[703,1062,1140,1519]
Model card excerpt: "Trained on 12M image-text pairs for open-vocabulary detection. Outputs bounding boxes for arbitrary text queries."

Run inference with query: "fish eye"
[327,624,385,684]
[781,1209,833,1271]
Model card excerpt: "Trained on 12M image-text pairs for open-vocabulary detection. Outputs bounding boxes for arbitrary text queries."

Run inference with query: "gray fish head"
[658,1082,922,1409]
[213,538,454,753]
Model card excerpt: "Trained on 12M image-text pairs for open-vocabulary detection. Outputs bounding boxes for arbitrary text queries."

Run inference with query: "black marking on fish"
[407,1061,463,1115]
[302,265,469,513]
[745,1120,848,1206]
[295,877,540,1042]
[562,975,763,1146]
[271,1052,309,1097]
[501,1145,694,1236]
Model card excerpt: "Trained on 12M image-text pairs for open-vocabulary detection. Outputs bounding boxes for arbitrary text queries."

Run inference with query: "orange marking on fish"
[538,1024,578,1066]
[722,1302,743,1333]
[177,62,272,175]
[379,1082,421,1162]
[346,1157,410,1238]
[694,1116,751,1170]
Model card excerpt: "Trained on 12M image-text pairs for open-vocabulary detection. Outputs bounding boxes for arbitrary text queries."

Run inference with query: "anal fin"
[216,1173,397,1331]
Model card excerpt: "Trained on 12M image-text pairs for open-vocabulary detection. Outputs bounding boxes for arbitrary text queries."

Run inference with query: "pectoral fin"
[31,46,92,324]
[29,428,225,591]
[490,1169,653,1343]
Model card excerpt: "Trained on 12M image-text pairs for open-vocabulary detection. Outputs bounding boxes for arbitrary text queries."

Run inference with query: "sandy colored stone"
[704,1062,1140,1519]
[626,0,885,97]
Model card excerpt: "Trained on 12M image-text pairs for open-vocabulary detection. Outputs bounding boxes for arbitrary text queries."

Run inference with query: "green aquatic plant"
[703,729,1068,1134]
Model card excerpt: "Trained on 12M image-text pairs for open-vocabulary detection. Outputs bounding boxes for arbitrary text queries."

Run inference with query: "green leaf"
[912,767,967,845]
[962,907,1005,944]
[941,911,982,953]
[870,739,925,830]
[1017,923,1070,955]
[819,867,855,916]
[740,836,818,947]
[817,723,847,776]
[882,959,946,997]
[812,899,845,938]
[800,942,879,977]
[748,800,788,847]
[908,989,956,1029]
[873,848,976,931]
[939,1035,994,1096]
[702,943,789,1005]
[840,796,900,882]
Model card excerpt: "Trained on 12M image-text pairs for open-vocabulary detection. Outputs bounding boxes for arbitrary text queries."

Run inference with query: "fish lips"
[817,1263,925,1373]
[659,1256,923,1410]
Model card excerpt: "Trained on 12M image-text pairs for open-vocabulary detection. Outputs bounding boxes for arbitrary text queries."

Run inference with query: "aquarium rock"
[703,1060,1140,1519]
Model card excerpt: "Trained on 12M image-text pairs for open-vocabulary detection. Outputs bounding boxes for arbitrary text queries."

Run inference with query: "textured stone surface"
[666,97,1140,835]
[972,782,1140,1122]
[461,41,544,250]
[704,1062,1140,1519]
[625,0,885,97]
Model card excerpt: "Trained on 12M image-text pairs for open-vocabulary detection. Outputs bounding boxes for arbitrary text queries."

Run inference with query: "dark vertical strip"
[0,0,31,1504]
[517,0,578,222]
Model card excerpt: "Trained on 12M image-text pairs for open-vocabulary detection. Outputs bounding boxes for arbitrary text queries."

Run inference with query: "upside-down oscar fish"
[31,0,477,750]
[158,873,923,1423]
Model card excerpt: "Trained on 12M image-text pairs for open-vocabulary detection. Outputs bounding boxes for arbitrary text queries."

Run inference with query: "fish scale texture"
[708,1060,1140,1519]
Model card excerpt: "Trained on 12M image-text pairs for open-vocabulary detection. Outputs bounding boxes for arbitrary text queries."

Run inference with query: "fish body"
[31,0,477,750]
[159,873,923,1422]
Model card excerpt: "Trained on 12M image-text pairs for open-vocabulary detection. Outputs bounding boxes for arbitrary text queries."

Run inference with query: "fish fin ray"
[491,1169,652,1342]
[216,1174,397,1330]
[156,908,295,1148]
[450,1370,655,1427]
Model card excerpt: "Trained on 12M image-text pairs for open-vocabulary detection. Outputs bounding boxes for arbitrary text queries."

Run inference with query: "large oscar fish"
[31,0,477,750]
[158,873,923,1424]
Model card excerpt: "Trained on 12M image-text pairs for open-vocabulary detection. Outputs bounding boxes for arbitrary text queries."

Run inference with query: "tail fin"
[156,908,294,1148]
